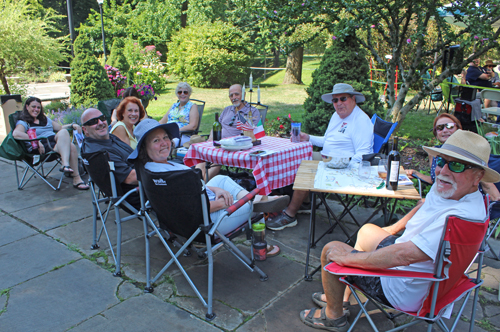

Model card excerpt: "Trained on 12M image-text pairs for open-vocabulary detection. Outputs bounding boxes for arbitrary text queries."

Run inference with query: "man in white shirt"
[267,83,374,231]
[299,130,498,332]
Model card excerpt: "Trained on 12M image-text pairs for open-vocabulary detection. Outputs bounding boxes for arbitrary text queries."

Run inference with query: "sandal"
[60,165,74,174]
[312,293,350,317]
[266,244,281,257]
[73,182,89,190]
[253,195,290,213]
[299,307,350,332]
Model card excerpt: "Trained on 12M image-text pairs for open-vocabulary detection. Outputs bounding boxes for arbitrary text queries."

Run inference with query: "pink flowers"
[332,36,337,40]
[288,113,291,118]
[371,25,376,28]
[279,124,284,129]
[145,45,156,51]
[474,35,479,40]
[277,117,280,120]
[301,2,305,5]
[274,10,277,14]
[407,38,411,44]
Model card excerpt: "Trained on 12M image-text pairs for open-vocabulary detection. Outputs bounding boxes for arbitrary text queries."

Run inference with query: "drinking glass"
[378,159,388,180]
[358,161,371,179]
[291,122,301,143]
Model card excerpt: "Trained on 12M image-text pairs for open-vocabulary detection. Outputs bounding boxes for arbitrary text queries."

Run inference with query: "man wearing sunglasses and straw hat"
[299,129,498,331]
[267,83,373,231]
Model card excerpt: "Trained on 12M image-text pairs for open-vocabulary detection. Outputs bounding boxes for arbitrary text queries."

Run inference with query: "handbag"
[0,132,25,159]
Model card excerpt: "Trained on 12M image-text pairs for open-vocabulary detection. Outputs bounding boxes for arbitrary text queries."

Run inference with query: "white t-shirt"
[381,185,485,312]
[308,106,373,163]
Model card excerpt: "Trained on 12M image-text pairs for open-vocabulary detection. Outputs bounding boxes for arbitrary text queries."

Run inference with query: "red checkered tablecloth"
[184,136,313,195]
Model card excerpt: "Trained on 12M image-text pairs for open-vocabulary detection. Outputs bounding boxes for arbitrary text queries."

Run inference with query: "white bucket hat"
[423,129,500,183]
[321,83,366,104]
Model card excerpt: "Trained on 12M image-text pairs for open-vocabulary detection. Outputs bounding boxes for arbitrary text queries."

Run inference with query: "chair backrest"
[97,99,121,124]
[188,99,205,133]
[248,103,269,124]
[136,162,210,239]
[481,89,500,104]
[81,150,123,197]
[8,111,21,131]
[371,114,398,154]
[418,214,488,317]
[439,82,454,104]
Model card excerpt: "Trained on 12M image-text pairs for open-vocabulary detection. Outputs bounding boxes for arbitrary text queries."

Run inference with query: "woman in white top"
[110,97,145,149]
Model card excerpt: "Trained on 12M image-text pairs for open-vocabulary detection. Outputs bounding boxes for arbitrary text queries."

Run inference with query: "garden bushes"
[70,35,115,106]
[168,22,253,88]
[302,36,384,136]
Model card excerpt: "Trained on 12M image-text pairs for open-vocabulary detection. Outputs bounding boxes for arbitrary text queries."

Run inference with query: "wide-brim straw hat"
[423,129,500,183]
[128,118,179,160]
[484,60,495,67]
[183,135,206,148]
[321,83,366,104]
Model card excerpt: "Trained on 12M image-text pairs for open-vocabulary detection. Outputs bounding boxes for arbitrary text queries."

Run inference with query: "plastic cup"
[358,161,371,179]
[27,128,38,149]
[291,122,301,143]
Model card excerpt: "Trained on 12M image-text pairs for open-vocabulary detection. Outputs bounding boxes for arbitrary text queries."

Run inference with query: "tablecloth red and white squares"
[184,136,313,195]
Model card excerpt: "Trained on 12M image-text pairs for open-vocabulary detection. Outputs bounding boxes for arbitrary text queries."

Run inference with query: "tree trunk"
[180,1,188,28]
[0,59,10,95]
[283,47,303,84]
[273,48,280,68]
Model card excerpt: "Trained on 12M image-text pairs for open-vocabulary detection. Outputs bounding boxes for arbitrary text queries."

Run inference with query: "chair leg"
[205,232,216,321]
[113,205,122,277]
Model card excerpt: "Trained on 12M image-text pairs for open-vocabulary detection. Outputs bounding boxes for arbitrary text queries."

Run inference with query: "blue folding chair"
[484,154,500,260]
[371,114,398,154]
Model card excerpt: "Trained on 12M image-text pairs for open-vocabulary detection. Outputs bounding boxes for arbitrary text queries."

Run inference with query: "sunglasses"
[229,115,237,127]
[332,96,349,104]
[83,115,106,126]
[435,156,478,173]
[435,123,456,131]
[177,90,189,95]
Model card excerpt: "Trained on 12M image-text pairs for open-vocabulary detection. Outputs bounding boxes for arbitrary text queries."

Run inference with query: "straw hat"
[423,130,500,183]
[128,118,179,160]
[183,135,206,148]
[321,83,366,104]
[484,60,495,67]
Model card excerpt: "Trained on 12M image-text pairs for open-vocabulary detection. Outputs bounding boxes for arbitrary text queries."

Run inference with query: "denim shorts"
[344,235,398,307]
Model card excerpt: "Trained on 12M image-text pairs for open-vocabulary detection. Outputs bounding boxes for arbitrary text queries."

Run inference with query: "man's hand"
[298,132,310,142]
[325,243,352,266]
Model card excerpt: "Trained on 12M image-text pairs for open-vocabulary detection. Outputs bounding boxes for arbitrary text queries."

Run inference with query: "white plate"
[221,144,254,151]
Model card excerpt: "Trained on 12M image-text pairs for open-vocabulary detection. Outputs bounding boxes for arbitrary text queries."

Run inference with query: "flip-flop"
[266,244,281,257]
[253,195,290,213]
[73,182,89,190]
[60,165,74,174]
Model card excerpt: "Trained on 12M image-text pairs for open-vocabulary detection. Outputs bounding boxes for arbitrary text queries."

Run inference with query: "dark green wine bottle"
[213,112,222,144]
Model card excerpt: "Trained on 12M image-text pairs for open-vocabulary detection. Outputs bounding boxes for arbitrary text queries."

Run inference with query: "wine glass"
[358,161,371,179]
[378,159,388,180]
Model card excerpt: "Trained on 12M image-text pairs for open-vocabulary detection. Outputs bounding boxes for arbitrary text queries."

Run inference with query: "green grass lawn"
[146,55,436,141]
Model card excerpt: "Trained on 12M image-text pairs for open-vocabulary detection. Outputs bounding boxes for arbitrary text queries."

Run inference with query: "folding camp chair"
[81,150,143,277]
[371,114,398,154]
[135,163,268,320]
[325,212,489,332]
[172,99,206,148]
[0,111,65,191]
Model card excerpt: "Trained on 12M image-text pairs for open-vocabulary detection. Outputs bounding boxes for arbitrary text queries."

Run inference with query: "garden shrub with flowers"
[265,114,293,137]
[117,83,157,101]
[105,65,127,93]
[128,44,167,92]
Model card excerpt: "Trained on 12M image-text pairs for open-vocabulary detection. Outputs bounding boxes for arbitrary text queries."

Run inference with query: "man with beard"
[211,84,261,140]
[80,108,140,206]
[298,130,498,332]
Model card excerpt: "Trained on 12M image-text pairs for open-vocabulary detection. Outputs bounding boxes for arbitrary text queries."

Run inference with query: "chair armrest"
[14,136,51,142]
[180,130,200,136]
[325,262,443,281]
[114,187,139,207]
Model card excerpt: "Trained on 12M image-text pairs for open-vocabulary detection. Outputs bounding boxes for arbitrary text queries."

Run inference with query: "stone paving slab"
[47,214,145,258]
[0,234,81,289]
[12,192,92,231]
[0,213,38,246]
[70,294,221,332]
[0,259,121,332]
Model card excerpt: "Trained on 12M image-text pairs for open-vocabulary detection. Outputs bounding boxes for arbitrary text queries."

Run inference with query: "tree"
[259,0,500,129]
[0,0,67,94]
[108,38,129,73]
[303,37,384,135]
[70,35,115,106]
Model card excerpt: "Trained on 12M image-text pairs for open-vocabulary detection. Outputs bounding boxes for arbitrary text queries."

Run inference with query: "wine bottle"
[213,112,222,144]
[386,137,400,191]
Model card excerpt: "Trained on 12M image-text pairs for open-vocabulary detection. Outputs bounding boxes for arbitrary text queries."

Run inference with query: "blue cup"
[291,122,301,143]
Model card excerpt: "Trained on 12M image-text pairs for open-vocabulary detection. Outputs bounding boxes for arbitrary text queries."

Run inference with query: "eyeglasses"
[177,90,189,95]
[228,115,237,126]
[435,156,478,173]
[83,115,106,126]
[435,123,456,131]
[332,96,349,104]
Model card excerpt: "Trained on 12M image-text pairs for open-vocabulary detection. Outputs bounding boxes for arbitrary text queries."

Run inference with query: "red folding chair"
[325,212,489,332]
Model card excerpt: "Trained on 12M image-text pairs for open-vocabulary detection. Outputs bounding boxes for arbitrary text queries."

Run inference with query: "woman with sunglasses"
[13,97,89,190]
[159,82,199,146]
[110,97,145,149]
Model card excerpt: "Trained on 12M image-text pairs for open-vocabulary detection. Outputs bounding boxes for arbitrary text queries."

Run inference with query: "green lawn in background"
[146,55,436,141]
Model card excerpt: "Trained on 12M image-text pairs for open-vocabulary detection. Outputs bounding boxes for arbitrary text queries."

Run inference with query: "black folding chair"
[135,163,267,320]
[82,150,142,277]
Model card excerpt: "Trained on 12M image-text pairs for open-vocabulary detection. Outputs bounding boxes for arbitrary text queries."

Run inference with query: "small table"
[294,160,421,279]
[184,136,313,195]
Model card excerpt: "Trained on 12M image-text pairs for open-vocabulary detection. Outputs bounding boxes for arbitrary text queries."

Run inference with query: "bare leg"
[53,130,72,167]
[68,143,85,186]
[283,190,308,216]
[304,241,351,320]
